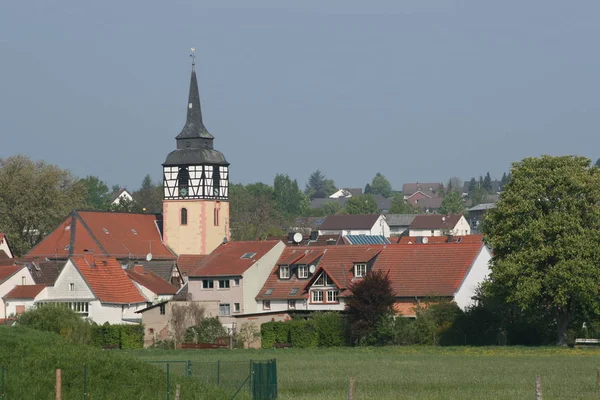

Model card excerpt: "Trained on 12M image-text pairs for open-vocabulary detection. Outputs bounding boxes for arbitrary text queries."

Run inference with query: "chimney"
[133,264,145,274]
[83,249,95,267]
[446,234,453,243]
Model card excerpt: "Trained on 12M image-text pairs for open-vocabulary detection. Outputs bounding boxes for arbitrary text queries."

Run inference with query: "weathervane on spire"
[190,47,196,69]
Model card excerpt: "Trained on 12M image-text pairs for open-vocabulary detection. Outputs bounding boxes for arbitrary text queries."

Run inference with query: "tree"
[0,155,86,256]
[483,172,493,193]
[389,194,414,214]
[468,187,488,208]
[438,191,465,214]
[344,194,379,215]
[273,174,308,221]
[346,270,396,345]
[235,322,261,349]
[133,174,162,213]
[596,158,600,168]
[369,173,393,198]
[184,317,228,344]
[483,155,600,345]
[169,302,205,346]
[468,178,477,193]
[304,170,336,199]
[364,183,372,194]
[80,176,111,210]
[230,183,283,240]
[447,177,462,194]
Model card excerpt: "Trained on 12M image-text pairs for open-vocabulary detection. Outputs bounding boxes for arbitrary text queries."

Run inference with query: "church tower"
[162,54,230,255]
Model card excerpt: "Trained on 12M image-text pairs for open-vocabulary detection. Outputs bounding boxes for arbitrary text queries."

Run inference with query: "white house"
[318,214,390,237]
[385,214,416,236]
[0,234,13,259]
[329,188,362,199]
[110,188,134,206]
[408,214,471,237]
[0,265,35,318]
[3,285,46,317]
[126,265,178,303]
[34,255,148,324]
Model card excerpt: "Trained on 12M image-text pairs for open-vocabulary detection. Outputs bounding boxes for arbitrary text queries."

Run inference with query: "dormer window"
[314,272,332,286]
[354,263,367,278]
[297,265,308,279]
[279,265,290,279]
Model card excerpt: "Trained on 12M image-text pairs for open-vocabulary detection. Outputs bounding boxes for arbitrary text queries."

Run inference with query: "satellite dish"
[293,232,303,244]
[309,265,316,274]
[422,237,429,244]
[146,253,153,262]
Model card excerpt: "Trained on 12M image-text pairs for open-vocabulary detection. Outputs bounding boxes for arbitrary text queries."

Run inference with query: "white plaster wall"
[40,261,95,301]
[454,246,491,310]
[0,238,12,258]
[453,216,471,236]
[4,299,35,317]
[0,267,35,318]
[242,242,286,315]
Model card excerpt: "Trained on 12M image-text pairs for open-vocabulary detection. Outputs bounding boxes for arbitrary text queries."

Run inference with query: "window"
[297,265,308,279]
[327,290,339,303]
[178,167,190,195]
[311,290,323,303]
[69,283,75,291]
[181,208,188,225]
[263,300,271,310]
[233,303,240,313]
[314,272,331,286]
[159,304,166,315]
[212,168,220,197]
[149,328,154,334]
[218,279,230,289]
[264,288,273,296]
[279,266,290,279]
[219,303,230,316]
[354,264,367,278]
[233,278,240,287]
[21,276,26,285]
[288,300,296,309]
[202,280,214,289]
[289,287,299,296]
[214,208,220,226]
[241,252,256,259]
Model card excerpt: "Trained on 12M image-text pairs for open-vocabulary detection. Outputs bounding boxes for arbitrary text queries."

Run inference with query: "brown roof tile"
[190,241,281,277]
[319,214,380,231]
[3,284,46,300]
[398,234,483,245]
[126,268,178,295]
[0,265,25,283]
[409,214,464,230]
[177,254,207,275]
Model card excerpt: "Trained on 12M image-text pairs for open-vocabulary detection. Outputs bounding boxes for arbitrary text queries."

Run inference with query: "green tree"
[17,304,93,344]
[369,173,393,198]
[468,177,477,193]
[438,191,465,214]
[346,270,396,345]
[483,155,600,345]
[344,194,379,215]
[133,175,162,213]
[304,170,336,198]
[273,174,309,221]
[230,183,283,240]
[80,176,111,210]
[447,177,462,194]
[364,183,372,194]
[596,158,600,168]
[0,155,86,256]
[483,172,493,193]
[389,194,414,214]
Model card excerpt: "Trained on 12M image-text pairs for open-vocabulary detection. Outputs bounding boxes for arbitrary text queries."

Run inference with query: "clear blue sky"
[2,1,599,191]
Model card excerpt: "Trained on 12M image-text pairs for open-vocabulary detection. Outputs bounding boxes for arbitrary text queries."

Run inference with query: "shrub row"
[261,312,347,348]
[91,323,144,349]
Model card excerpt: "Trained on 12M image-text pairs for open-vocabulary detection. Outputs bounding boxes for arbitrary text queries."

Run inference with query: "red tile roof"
[0,251,13,265]
[267,234,346,247]
[256,245,384,300]
[319,214,380,231]
[190,241,282,277]
[177,254,207,275]
[409,214,464,230]
[3,284,46,300]
[71,257,146,304]
[126,268,178,295]
[398,234,484,245]
[373,243,484,297]
[0,265,25,283]
[27,211,175,260]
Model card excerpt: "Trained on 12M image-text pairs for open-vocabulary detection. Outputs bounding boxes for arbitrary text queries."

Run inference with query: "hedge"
[91,323,144,349]
[312,312,347,347]
[289,320,318,348]
[260,321,291,349]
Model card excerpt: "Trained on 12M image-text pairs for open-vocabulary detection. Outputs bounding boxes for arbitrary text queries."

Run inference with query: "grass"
[129,346,600,399]
[0,326,229,399]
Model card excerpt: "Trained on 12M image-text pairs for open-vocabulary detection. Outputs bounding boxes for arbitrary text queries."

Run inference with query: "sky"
[2,1,600,192]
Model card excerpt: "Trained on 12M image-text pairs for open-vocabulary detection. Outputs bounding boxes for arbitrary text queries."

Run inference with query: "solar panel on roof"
[345,235,390,245]
[265,288,274,295]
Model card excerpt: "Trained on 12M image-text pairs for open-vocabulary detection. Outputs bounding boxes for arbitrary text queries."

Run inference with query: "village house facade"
[318,214,390,237]
[408,214,471,237]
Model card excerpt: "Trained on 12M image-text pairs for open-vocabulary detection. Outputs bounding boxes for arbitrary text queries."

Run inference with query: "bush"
[260,321,291,348]
[289,320,318,348]
[17,304,93,345]
[184,317,228,344]
[91,323,144,349]
[312,312,347,347]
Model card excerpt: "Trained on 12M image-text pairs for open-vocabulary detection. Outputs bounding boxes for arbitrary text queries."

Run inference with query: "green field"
[130,346,600,399]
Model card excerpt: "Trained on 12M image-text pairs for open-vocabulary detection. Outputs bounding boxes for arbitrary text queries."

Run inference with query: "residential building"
[402,183,443,199]
[329,188,363,198]
[408,214,471,237]
[186,240,286,330]
[0,265,35,318]
[126,265,178,303]
[3,285,46,316]
[318,214,390,237]
[399,234,483,245]
[110,188,134,206]
[467,203,496,233]
[0,234,13,259]
[385,214,416,236]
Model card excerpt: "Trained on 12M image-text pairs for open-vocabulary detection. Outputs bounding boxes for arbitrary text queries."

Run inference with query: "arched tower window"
[181,208,188,225]
[177,167,190,197]
[212,167,220,197]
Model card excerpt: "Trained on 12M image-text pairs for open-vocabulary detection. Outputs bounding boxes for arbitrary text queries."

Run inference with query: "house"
[385,214,416,236]
[467,203,496,232]
[290,217,327,235]
[318,214,390,237]
[267,233,345,247]
[0,265,35,318]
[110,188,134,206]
[186,240,286,330]
[408,214,471,237]
[34,255,148,324]
[176,254,207,282]
[126,265,178,303]
[410,196,443,213]
[402,183,443,199]
[374,242,491,316]
[256,245,384,313]
[3,285,46,316]
[329,188,363,198]
[17,259,66,286]
[398,234,483,245]
[343,235,390,245]
[0,234,13,259]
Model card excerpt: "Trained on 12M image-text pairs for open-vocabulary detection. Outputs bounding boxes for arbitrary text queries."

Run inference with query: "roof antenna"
[190,47,196,70]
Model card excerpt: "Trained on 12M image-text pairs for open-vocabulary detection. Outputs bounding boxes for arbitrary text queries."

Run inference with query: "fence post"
[249,360,253,395]
[84,365,88,400]
[348,377,355,400]
[166,364,170,400]
[597,368,600,391]
[56,369,62,400]
[535,376,542,400]
[2,366,5,400]
[217,360,221,385]
[186,360,192,377]
[174,384,181,400]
